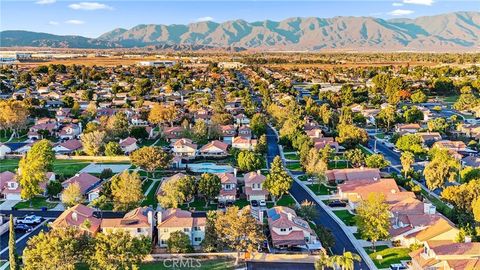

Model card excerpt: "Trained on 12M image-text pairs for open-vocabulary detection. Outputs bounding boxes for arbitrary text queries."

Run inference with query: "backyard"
[141,181,160,207]
[365,245,411,269]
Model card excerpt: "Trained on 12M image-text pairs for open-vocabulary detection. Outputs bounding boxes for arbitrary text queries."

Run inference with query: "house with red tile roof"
[119,137,138,154]
[199,140,229,157]
[231,136,257,151]
[325,167,381,184]
[395,123,421,134]
[101,207,155,238]
[162,126,185,142]
[58,124,81,140]
[53,139,83,154]
[216,173,237,202]
[62,173,102,202]
[157,208,206,249]
[0,171,55,200]
[156,173,189,197]
[244,171,268,202]
[51,204,101,235]
[220,125,236,144]
[409,240,480,270]
[171,138,197,159]
[267,206,321,250]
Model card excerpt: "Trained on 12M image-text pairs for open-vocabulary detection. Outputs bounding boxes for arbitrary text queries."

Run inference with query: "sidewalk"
[0,200,20,211]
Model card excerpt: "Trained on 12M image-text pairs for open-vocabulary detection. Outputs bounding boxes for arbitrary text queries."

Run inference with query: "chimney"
[423,203,436,215]
[287,212,293,221]
[233,168,237,178]
[257,170,261,175]
[72,212,78,221]
[147,210,154,226]
[157,211,163,223]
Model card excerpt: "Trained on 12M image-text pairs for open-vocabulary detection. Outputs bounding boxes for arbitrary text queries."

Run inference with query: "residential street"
[265,126,371,270]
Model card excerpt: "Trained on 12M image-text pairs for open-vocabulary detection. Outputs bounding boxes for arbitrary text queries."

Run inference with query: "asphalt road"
[0,219,50,260]
[247,261,315,270]
[265,126,370,270]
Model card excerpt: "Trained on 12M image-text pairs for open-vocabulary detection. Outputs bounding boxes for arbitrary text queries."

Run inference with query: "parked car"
[393,148,401,153]
[226,201,234,208]
[217,202,226,209]
[17,215,41,225]
[259,200,266,207]
[390,264,407,270]
[251,200,259,207]
[328,200,347,207]
[14,223,33,232]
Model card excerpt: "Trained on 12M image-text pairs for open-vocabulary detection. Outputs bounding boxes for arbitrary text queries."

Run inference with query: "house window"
[163,229,168,233]
[194,226,201,231]
[161,240,166,245]
[183,228,190,233]
[289,227,292,231]
[280,228,286,232]
[137,228,142,233]
[194,237,202,242]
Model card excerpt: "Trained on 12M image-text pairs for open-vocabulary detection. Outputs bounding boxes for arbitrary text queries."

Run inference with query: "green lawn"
[233,198,249,208]
[307,183,336,195]
[328,160,349,169]
[333,210,356,226]
[14,197,58,210]
[0,159,19,172]
[141,181,160,207]
[284,153,300,161]
[298,175,309,181]
[358,145,373,156]
[140,258,237,270]
[286,162,302,171]
[365,246,411,269]
[266,194,297,208]
[0,159,90,177]
[440,95,459,103]
[141,179,154,194]
[181,198,217,211]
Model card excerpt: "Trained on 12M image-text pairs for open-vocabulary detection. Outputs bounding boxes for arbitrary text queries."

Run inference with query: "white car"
[259,200,267,207]
[17,215,42,225]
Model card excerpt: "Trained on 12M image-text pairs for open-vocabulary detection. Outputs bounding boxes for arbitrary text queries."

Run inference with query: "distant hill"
[2,12,479,51]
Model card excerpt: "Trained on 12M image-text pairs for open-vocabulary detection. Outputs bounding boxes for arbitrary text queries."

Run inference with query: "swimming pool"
[187,163,234,173]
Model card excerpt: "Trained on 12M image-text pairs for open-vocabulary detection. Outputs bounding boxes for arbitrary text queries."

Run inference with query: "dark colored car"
[14,223,33,233]
[251,200,259,207]
[226,201,234,207]
[218,202,226,209]
[328,200,347,207]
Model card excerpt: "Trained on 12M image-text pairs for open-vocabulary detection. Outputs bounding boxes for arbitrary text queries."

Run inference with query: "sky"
[1,0,479,38]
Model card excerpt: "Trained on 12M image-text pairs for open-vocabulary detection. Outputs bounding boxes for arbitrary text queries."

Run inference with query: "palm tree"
[338,251,362,270]
[314,252,332,270]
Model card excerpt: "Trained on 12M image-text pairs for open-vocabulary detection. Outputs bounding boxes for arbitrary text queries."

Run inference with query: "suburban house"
[238,126,252,139]
[433,140,469,153]
[409,241,480,270]
[231,136,257,151]
[119,137,138,154]
[220,125,236,144]
[417,132,443,146]
[217,172,237,203]
[51,204,101,235]
[157,208,206,249]
[162,126,185,142]
[244,171,268,202]
[234,114,250,126]
[53,139,83,154]
[325,167,381,184]
[58,124,82,140]
[462,156,480,167]
[62,173,102,202]
[395,123,421,134]
[27,122,56,140]
[313,137,340,152]
[198,140,229,157]
[100,207,155,238]
[0,171,55,200]
[267,206,321,250]
[171,138,197,159]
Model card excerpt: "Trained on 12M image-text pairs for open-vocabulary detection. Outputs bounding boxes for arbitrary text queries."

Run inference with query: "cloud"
[35,0,56,4]
[403,0,434,6]
[65,19,85,25]
[48,21,59,25]
[195,16,214,22]
[388,9,415,16]
[392,3,404,6]
[68,2,113,10]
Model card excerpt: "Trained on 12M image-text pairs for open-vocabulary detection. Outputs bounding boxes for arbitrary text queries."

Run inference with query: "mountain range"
[1,12,479,51]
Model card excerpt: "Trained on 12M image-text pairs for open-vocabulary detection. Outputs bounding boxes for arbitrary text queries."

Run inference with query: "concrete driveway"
[0,200,20,211]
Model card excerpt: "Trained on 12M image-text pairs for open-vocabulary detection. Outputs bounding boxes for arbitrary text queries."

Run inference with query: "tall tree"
[215,206,265,264]
[237,151,263,172]
[81,130,106,156]
[148,103,178,127]
[110,171,143,211]
[356,193,390,251]
[166,231,193,253]
[424,149,460,190]
[198,173,221,207]
[264,156,293,205]
[332,251,362,270]
[250,113,267,137]
[61,182,83,207]
[9,214,18,270]
[131,146,172,178]
[400,151,415,179]
[365,154,390,169]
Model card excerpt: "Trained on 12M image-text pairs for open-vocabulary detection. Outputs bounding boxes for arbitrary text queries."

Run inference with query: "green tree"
[395,134,425,154]
[9,215,18,270]
[255,134,267,154]
[89,230,150,270]
[215,206,265,264]
[106,112,129,139]
[237,151,263,172]
[166,231,193,253]
[315,252,333,270]
[264,156,293,205]
[81,130,106,156]
[376,106,397,130]
[400,151,415,179]
[250,113,267,137]
[410,91,427,103]
[192,119,208,143]
[356,193,390,251]
[201,211,219,252]
[344,148,365,168]
[198,173,221,207]
[332,251,362,270]
[365,154,390,169]
[110,171,143,211]
[46,180,63,198]
[315,225,336,251]
[131,146,172,178]
[403,106,424,123]
[104,141,123,156]
[472,197,480,224]
[61,182,83,207]
[295,200,318,223]
[427,118,449,133]
[336,124,368,149]
[424,149,460,190]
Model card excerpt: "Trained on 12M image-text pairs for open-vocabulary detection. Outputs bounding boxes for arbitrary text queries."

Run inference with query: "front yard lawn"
[365,246,411,269]
[53,160,91,178]
[141,181,160,207]
[233,198,249,208]
[181,198,217,211]
[328,160,348,169]
[141,179,154,194]
[333,210,356,226]
[307,183,336,195]
[0,159,19,172]
[277,194,297,207]
[15,197,58,210]
[284,153,300,161]
[286,162,302,171]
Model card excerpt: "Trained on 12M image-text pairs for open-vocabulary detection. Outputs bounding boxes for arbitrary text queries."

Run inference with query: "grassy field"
[284,153,300,160]
[333,210,356,226]
[286,162,302,171]
[53,160,91,178]
[266,193,297,208]
[141,179,154,194]
[0,159,19,172]
[365,246,411,269]
[328,160,349,169]
[140,258,237,270]
[181,197,217,211]
[307,183,337,195]
[15,197,58,210]
[141,181,160,207]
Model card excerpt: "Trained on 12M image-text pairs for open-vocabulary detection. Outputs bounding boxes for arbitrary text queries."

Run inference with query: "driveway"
[0,200,20,211]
